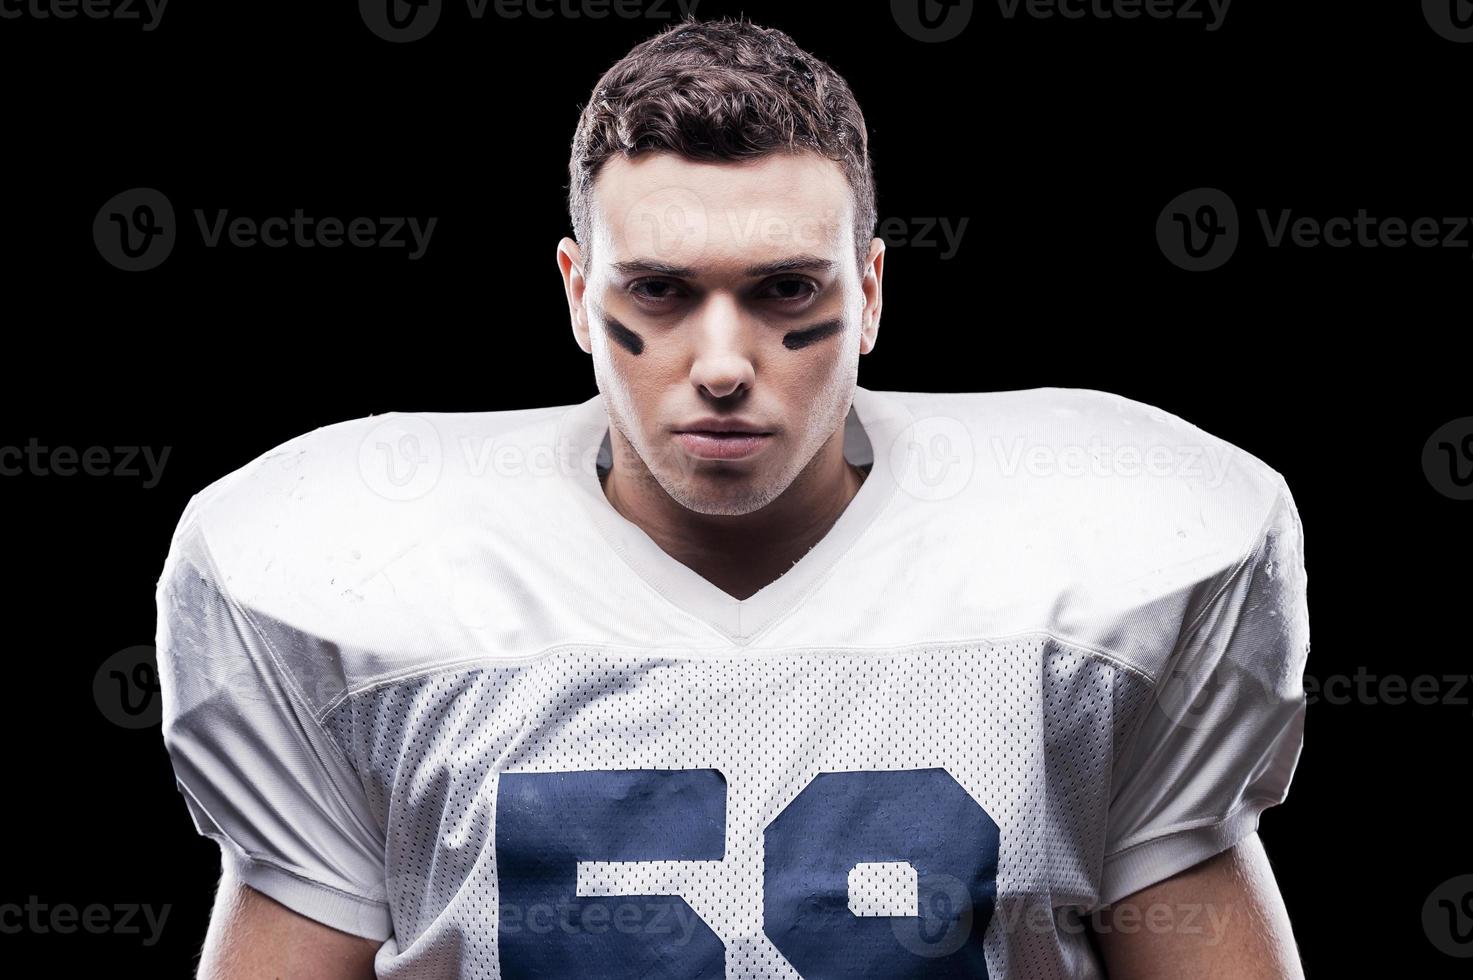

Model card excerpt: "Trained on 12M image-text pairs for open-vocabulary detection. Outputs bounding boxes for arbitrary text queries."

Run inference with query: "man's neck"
[600,430,866,601]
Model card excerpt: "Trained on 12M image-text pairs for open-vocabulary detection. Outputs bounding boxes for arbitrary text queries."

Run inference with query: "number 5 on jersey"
[496,767,999,978]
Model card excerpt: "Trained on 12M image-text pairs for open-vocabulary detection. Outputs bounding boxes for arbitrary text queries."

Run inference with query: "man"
[156,16,1310,978]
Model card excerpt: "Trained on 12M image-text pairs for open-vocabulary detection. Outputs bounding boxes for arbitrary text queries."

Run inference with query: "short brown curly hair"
[567,15,877,274]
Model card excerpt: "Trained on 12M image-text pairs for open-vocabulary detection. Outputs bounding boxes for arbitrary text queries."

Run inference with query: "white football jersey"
[155,386,1310,979]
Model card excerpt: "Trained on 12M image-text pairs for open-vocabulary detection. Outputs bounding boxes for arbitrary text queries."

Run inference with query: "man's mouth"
[671,423,774,461]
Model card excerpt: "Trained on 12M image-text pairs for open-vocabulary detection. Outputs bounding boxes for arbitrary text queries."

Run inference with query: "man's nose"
[688,297,756,399]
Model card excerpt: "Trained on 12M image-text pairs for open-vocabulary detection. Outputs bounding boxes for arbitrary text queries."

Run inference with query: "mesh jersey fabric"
[154,386,1310,978]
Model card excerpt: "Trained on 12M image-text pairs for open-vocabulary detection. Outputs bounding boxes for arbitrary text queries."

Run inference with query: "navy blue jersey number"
[496,768,998,978]
[496,769,726,978]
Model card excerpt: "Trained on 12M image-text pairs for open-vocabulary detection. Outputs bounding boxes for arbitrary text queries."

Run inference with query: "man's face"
[561,150,883,517]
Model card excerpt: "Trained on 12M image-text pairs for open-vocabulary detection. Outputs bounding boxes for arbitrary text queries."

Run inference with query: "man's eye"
[766,278,819,303]
[629,279,684,303]
[628,278,818,304]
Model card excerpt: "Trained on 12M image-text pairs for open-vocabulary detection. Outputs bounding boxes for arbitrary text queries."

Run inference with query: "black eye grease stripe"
[782,319,842,351]
[606,316,645,356]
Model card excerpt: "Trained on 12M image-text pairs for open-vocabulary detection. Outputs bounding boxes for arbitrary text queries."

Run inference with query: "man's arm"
[157,517,393,972]
[197,862,380,980]
[1090,832,1304,979]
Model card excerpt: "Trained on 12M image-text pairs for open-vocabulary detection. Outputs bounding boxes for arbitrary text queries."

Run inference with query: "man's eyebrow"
[745,255,837,277]
[609,255,837,278]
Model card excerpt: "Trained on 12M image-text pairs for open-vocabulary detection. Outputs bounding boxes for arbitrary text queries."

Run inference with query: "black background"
[2,0,1469,975]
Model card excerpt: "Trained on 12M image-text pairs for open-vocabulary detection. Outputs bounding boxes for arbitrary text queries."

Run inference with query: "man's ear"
[859,236,885,355]
[558,237,592,354]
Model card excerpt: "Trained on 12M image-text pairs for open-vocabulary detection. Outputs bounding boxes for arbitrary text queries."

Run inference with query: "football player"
[156,15,1310,979]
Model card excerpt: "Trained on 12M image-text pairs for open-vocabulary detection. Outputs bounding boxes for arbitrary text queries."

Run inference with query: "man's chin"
[661,473,785,517]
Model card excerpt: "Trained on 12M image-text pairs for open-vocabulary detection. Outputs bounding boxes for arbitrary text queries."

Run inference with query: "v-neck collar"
[556,386,912,645]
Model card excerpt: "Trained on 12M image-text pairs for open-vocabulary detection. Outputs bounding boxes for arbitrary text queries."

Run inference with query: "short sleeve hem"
[1095,796,1273,909]
[220,841,392,942]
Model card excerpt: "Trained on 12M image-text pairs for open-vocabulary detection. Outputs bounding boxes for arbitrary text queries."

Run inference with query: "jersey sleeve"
[1096,479,1310,908]
[154,497,391,940]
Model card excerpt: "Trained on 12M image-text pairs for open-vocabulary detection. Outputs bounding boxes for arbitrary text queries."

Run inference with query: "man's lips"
[671,429,774,461]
